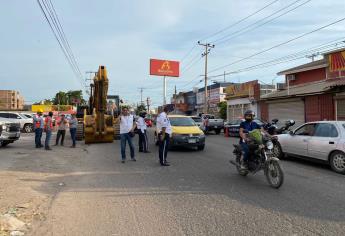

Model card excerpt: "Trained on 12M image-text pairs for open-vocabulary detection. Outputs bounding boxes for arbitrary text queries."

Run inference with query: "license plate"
[188,139,197,143]
[214,126,218,128]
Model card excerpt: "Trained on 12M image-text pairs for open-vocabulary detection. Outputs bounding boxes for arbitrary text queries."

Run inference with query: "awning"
[261,78,345,100]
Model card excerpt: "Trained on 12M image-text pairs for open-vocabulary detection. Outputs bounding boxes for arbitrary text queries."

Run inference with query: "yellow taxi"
[168,115,205,150]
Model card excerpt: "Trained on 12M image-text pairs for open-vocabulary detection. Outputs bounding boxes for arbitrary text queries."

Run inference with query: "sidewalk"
[0,132,86,236]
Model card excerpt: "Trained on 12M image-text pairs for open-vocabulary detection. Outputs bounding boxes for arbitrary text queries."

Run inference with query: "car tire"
[23,124,34,133]
[1,141,9,147]
[329,151,345,175]
[197,144,205,151]
[215,129,221,135]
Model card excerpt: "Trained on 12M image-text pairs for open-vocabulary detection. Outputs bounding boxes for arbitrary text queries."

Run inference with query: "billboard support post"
[163,76,167,105]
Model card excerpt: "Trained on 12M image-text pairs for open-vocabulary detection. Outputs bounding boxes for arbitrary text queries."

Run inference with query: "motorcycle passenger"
[239,110,262,170]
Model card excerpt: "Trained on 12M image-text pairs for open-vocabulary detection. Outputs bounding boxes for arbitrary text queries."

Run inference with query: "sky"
[0,0,344,107]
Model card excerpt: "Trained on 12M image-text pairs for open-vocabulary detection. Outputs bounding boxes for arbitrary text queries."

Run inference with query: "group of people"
[33,110,78,150]
[118,106,171,166]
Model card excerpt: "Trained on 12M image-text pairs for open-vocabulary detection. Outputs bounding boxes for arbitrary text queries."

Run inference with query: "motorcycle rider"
[239,110,262,170]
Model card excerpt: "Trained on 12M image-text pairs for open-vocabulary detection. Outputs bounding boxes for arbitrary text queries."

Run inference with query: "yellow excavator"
[83,65,114,144]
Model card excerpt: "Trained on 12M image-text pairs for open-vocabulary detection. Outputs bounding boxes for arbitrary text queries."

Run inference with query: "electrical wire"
[199,0,280,43]
[37,0,84,90]
[208,17,345,74]
[214,0,312,45]
[208,38,345,78]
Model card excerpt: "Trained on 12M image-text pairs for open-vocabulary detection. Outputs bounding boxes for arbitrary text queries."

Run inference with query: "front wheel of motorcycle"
[265,160,284,188]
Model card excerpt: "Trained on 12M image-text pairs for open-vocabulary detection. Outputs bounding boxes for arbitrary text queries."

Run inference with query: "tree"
[52,90,85,105]
[135,104,147,115]
[218,101,227,120]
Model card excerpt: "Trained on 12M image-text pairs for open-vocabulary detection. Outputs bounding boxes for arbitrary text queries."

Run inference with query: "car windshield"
[192,117,201,122]
[170,117,196,126]
[20,114,29,119]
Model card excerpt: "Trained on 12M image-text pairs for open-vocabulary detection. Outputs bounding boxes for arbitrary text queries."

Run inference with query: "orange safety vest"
[35,115,41,128]
[44,116,53,130]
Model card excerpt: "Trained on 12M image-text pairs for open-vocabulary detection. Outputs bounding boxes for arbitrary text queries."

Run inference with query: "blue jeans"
[70,128,77,146]
[45,130,52,149]
[240,142,250,162]
[120,133,135,160]
[35,128,43,147]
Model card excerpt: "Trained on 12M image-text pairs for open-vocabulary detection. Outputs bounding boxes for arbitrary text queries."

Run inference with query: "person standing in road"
[55,114,67,146]
[33,109,44,148]
[119,107,136,163]
[156,106,172,166]
[136,111,149,153]
[69,113,78,148]
[44,111,53,150]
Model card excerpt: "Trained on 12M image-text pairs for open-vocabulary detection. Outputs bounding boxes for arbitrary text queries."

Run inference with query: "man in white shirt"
[136,111,149,153]
[119,107,136,163]
[156,106,172,166]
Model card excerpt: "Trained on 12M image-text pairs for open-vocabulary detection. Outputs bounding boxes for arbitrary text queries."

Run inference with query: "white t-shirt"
[136,117,147,133]
[156,112,172,135]
[120,114,134,134]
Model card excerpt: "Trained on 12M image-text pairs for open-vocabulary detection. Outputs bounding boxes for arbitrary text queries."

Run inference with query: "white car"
[0,112,34,133]
[277,121,345,174]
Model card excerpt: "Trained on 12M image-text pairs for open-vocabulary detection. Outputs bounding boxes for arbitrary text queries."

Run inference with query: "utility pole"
[224,71,226,83]
[146,97,151,114]
[198,41,215,114]
[138,87,146,105]
[306,53,319,62]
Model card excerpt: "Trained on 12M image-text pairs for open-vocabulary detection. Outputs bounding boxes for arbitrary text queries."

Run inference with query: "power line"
[208,38,345,78]
[180,44,197,62]
[214,0,312,45]
[45,0,82,78]
[209,17,345,74]
[199,0,280,43]
[36,0,84,90]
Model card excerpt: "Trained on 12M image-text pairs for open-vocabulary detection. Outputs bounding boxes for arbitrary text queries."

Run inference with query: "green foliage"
[135,104,147,115]
[52,90,85,105]
[218,101,227,120]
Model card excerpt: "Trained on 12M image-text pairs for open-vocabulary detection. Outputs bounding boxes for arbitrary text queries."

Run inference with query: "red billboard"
[150,59,180,77]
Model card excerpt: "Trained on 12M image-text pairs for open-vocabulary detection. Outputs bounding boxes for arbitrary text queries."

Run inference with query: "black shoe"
[36,146,39,148]
[139,150,143,153]
[45,147,52,151]
[121,160,125,163]
[144,151,151,153]
[54,144,58,146]
[131,158,136,162]
[161,163,170,166]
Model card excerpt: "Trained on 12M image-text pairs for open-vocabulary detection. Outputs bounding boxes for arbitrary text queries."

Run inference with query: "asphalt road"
[16,130,344,235]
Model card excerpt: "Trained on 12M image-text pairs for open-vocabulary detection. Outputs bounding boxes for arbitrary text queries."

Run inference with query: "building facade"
[0,90,25,110]
[225,80,276,121]
[196,82,233,115]
[260,48,345,127]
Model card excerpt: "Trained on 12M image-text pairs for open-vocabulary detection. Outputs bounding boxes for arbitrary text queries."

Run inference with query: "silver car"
[277,121,345,174]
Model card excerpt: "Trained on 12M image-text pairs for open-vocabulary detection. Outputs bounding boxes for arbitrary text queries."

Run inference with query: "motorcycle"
[263,119,295,159]
[230,130,284,188]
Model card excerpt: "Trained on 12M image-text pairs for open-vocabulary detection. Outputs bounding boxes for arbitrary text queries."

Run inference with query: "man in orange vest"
[33,109,44,148]
[44,111,53,150]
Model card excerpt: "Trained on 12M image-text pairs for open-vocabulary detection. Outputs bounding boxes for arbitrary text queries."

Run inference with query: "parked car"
[224,118,265,137]
[277,121,345,174]
[0,112,34,133]
[191,116,202,128]
[154,115,205,150]
[200,114,224,134]
[0,118,21,147]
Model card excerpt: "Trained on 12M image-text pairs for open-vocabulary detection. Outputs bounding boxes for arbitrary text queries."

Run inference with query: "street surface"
[0,130,344,235]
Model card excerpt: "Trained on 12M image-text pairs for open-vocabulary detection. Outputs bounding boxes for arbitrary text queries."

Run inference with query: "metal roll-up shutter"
[337,99,345,120]
[268,99,305,128]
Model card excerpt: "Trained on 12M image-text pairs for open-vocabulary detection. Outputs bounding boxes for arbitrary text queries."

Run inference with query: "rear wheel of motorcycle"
[265,161,284,189]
